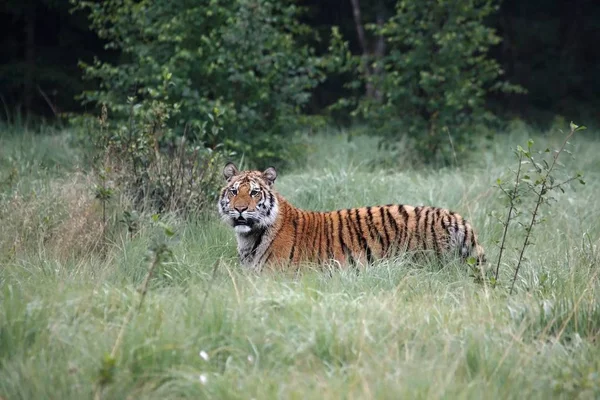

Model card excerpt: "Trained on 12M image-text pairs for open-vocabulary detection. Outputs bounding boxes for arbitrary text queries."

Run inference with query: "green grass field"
[1,124,599,399]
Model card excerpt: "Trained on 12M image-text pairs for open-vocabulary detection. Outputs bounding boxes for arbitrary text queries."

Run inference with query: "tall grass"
[1,124,599,399]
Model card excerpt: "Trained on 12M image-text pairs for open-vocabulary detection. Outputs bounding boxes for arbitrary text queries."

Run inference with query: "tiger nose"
[234,206,248,214]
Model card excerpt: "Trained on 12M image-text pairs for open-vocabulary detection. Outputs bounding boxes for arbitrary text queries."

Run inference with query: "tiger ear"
[223,162,239,181]
[262,166,277,187]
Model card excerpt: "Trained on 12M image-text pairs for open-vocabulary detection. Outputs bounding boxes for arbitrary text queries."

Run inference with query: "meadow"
[1,123,599,399]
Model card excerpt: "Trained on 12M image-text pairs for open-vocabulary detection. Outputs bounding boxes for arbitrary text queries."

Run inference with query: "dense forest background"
[2,0,598,124]
[1,0,599,171]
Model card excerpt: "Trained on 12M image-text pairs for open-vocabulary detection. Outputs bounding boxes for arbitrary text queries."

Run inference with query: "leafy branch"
[508,122,586,294]
[494,122,586,293]
[494,149,524,283]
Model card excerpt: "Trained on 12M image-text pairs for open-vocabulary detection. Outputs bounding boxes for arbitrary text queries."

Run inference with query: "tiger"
[218,162,486,271]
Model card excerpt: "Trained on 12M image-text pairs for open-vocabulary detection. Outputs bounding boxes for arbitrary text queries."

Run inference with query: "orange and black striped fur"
[218,162,486,270]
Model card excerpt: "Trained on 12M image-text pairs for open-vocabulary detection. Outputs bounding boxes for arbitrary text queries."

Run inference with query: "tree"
[74,0,324,167]
[330,0,524,163]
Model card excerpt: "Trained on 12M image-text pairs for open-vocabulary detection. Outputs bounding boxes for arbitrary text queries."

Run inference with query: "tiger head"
[218,162,279,234]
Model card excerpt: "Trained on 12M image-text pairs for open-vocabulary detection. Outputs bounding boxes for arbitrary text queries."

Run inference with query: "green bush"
[73,0,324,167]
[88,100,224,217]
[328,0,523,164]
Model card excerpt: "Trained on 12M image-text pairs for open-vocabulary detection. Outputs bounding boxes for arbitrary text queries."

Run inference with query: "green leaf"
[162,223,175,237]
[98,353,117,386]
[569,121,579,131]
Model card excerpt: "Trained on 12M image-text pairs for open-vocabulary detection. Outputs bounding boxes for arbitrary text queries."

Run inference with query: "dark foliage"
[0,0,598,141]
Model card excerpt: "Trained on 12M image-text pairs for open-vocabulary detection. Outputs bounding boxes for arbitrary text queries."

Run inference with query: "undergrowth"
[1,122,599,399]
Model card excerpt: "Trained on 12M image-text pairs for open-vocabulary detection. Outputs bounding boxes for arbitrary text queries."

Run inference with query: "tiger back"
[218,162,486,270]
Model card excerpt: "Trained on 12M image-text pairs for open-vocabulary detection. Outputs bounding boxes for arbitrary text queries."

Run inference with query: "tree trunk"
[349,0,387,101]
[349,0,374,98]
[372,3,387,102]
[24,5,36,119]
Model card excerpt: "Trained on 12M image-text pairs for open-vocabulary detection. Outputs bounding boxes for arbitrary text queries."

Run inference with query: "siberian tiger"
[218,162,486,270]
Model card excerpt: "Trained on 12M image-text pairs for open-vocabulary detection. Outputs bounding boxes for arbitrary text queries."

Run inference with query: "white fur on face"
[234,225,252,234]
